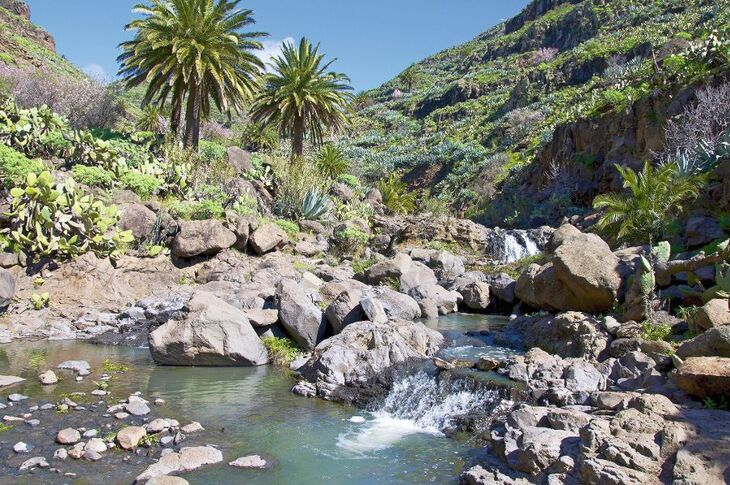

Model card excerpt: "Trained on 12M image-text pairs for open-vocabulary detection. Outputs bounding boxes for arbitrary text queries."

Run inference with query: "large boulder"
[677,326,730,359]
[365,286,422,321]
[694,299,730,332]
[358,253,412,285]
[149,291,269,366]
[459,281,491,310]
[512,312,611,361]
[399,261,437,294]
[674,357,730,398]
[226,146,254,174]
[135,446,224,482]
[298,319,443,402]
[0,268,15,310]
[118,204,157,241]
[274,279,327,350]
[408,284,459,315]
[552,233,622,312]
[172,220,236,258]
[325,288,365,333]
[250,224,288,255]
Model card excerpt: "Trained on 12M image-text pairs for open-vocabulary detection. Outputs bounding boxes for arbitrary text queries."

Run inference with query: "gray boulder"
[275,279,327,350]
[298,319,443,401]
[118,204,157,241]
[358,253,412,285]
[226,146,254,174]
[694,298,730,332]
[325,288,365,334]
[172,220,236,258]
[677,326,730,359]
[0,268,15,310]
[515,312,611,361]
[250,224,288,255]
[460,281,491,310]
[366,286,422,321]
[149,291,268,366]
[399,260,437,294]
[408,284,459,315]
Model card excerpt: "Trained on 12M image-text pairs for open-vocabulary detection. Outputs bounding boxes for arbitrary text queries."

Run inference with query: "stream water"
[0,314,516,484]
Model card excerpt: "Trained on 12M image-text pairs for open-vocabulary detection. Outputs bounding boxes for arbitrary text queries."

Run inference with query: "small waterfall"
[337,371,504,454]
[378,371,501,432]
[487,230,540,263]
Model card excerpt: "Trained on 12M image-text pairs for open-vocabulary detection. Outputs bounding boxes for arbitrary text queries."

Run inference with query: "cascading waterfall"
[337,371,505,455]
[487,230,540,263]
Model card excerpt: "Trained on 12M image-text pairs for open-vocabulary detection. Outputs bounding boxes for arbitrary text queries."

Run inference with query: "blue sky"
[26,0,529,91]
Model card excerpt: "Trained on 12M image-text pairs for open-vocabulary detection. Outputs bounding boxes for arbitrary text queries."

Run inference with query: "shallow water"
[0,314,520,484]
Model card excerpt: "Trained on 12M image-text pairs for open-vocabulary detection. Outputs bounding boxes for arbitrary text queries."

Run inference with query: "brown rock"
[674,357,730,398]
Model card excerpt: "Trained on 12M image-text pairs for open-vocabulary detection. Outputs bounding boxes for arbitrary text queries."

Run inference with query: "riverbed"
[0,314,514,484]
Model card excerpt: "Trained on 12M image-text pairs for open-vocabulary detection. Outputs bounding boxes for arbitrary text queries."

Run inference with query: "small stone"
[61,397,77,408]
[40,403,55,410]
[13,441,31,453]
[83,449,103,461]
[75,376,83,382]
[125,401,151,416]
[154,398,165,406]
[25,419,40,427]
[57,360,91,376]
[83,429,98,438]
[85,438,107,454]
[160,436,174,446]
[91,390,107,396]
[476,357,500,371]
[8,393,28,402]
[56,428,81,445]
[180,422,204,434]
[19,456,49,471]
[68,448,84,460]
[146,418,170,434]
[116,426,147,450]
[38,370,59,385]
[53,448,68,460]
[115,412,130,420]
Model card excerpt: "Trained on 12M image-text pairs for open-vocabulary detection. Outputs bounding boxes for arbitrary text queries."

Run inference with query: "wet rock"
[56,428,81,445]
[126,401,151,416]
[53,448,68,460]
[85,438,107,454]
[117,426,147,450]
[460,281,491,310]
[149,291,269,366]
[674,357,730,398]
[477,357,500,371]
[0,375,25,388]
[135,446,224,482]
[8,393,28,402]
[13,441,31,453]
[229,454,275,469]
[146,419,170,434]
[180,422,204,434]
[19,456,49,471]
[57,360,91,376]
[147,477,190,485]
[250,224,288,255]
[275,279,327,350]
[172,220,237,258]
[38,370,58,386]
[298,319,443,403]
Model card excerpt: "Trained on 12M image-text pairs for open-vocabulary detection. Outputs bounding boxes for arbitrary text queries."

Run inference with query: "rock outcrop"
[0,267,15,310]
[171,220,236,258]
[148,291,269,366]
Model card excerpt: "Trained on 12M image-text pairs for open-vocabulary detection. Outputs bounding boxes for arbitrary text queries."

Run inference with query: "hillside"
[0,0,82,78]
[344,0,730,226]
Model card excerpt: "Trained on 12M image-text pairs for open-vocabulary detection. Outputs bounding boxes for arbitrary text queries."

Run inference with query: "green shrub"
[377,172,416,214]
[641,322,672,343]
[315,145,350,179]
[262,336,302,366]
[337,173,360,188]
[275,219,299,240]
[241,122,279,152]
[71,165,115,189]
[333,228,369,254]
[199,140,227,164]
[121,172,163,199]
[231,195,258,216]
[3,171,133,261]
[0,144,46,187]
[352,256,378,274]
[169,199,225,220]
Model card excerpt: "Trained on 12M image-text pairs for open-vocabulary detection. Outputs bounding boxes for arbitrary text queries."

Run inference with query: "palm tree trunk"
[184,84,202,149]
[292,115,305,159]
[170,98,182,137]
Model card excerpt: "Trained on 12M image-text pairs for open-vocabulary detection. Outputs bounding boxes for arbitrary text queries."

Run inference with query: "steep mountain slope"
[0,0,82,78]
[344,0,730,226]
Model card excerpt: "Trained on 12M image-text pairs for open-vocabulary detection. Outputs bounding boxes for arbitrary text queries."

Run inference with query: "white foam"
[337,413,439,455]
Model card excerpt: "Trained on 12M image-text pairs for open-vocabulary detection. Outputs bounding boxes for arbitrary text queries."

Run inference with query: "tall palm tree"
[250,38,353,159]
[118,0,266,148]
[399,66,418,92]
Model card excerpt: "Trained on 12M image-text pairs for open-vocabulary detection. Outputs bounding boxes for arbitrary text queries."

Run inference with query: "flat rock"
[56,428,81,445]
[19,456,49,471]
[0,375,25,388]
[229,454,275,469]
[674,357,730,398]
[126,401,151,416]
[117,426,147,450]
[135,446,223,482]
[57,360,91,376]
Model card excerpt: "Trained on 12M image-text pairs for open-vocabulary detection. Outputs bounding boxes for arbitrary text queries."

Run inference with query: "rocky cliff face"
[0,0,29,20]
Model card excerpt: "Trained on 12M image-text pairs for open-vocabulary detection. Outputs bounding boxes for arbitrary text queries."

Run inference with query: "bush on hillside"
[71,165,115,189]
[0,144,46,187]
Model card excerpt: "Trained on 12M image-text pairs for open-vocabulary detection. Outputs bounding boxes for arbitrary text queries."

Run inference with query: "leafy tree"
[118,0,266,148]
[399,66,419,92]
[315,144,349,179]
[250,38,352,159]
[593,161,705,245]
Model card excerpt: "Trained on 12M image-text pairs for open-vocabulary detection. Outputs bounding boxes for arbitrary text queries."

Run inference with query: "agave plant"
[300,188,331,220]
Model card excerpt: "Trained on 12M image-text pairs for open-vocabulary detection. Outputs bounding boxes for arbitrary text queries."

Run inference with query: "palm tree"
[593,161,704,245]
[399,66,418,92]
[118,0,266,148]
[250,38,353,159]
[315,144,349,179]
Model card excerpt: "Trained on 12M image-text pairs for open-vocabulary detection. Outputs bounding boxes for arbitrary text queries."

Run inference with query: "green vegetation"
[593,162,705,245]
[30,292,49,310]
[120,172,163,199]
[315,144,350,179]
[332,227,369,255]
[251,38,352,158]
[0,423,15,433]
[71,165,115,189]
[641,321,672,342]
[262,336,302,366]
[102,359,129,373]
[0,144,46,186]
[377,173,416,214]
[118,0,266,148]
[275,219,300,240]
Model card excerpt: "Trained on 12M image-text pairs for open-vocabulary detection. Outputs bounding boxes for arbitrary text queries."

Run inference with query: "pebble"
[56,428,81,445]
[25,419,40,427]
[0,403,5,409]
[53,448,68,460]
[83,429,98,438]
[4,415,25,422]
[38,370,59,385]
[160,436,174,446]
[85,438,107,454]
[83,449,103,461]
[146,418,170,433]
[91,390,107,396]
[40,403,55,410]
[68,448,84,460]
[115,412,130,420]
[75,376,83,382]
[8,393,28,402]
[19,456,49,471]
[13,441,31,453]
[154,398,165,406]
[116,426,147,450]
[126,401,151,416]
[29,405,38,412]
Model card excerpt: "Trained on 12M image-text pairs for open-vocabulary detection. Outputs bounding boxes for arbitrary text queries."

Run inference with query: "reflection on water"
[0,341,474,485]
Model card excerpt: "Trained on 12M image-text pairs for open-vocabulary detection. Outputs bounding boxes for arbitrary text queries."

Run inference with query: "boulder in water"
[275,279,327,350]
[135,446,223,482]
[149,291,269,366]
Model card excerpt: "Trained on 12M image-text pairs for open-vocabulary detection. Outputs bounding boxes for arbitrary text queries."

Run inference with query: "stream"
[0,314,517,484]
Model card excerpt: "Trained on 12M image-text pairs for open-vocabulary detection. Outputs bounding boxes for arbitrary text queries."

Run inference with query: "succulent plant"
[702,263,730,303]
[3,171,133,261]
[651,241,671,265]
[638,255,656,296]
[301,188,331,221]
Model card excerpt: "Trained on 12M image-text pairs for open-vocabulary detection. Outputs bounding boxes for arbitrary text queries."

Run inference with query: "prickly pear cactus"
[702,263,730,303]
[651,241,671,265]
[638,256,656,296]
